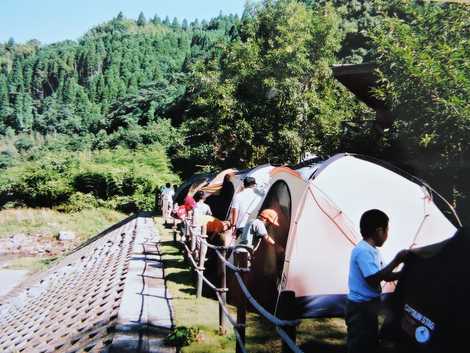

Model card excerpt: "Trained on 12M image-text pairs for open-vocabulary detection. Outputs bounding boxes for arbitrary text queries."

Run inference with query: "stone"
[58,231,75,241]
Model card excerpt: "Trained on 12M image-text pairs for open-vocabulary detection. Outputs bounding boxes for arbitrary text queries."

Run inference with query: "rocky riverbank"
[0,232,78,258]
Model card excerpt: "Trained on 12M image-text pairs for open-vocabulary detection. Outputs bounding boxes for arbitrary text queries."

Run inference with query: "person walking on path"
[161,183,175,226]
[346,209,410,353]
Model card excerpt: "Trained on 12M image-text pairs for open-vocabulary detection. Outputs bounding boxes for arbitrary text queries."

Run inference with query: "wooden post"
[173,222,177,243]
[172,219,177,243]
[277,290,298,353]
[235,250,248,353]
[219,248,227,335]
[183,219,189,242]
[190,226,197,254]
[182,220,190,263]
[196,235,207,298]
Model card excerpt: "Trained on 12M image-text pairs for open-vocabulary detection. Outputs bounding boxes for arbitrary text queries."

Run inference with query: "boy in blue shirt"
[346,209,410,353]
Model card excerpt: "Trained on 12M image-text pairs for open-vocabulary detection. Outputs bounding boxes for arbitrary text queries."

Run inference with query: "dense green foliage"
[0,145,177,212]
[181,1,353,167]
[370,1,470,213]
[0,13,238,136]
[1,1,469,219]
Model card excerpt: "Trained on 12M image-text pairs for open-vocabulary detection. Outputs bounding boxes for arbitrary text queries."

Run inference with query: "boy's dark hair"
[360,209,389,238]
[165,182,171,188]
[243,176,256,188]
[194,190,205,202]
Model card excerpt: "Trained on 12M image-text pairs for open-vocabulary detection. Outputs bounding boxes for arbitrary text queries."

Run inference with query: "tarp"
[200,168,238,194]
[174,173,214,205]
[381,227,470,352]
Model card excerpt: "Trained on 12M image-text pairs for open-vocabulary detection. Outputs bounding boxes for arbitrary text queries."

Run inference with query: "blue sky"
[0,0,247,44]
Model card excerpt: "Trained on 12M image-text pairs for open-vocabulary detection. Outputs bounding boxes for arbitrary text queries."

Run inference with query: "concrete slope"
[0,213,175,353]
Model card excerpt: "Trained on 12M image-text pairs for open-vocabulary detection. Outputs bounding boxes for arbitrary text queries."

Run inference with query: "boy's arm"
[254,221,275,245]
[365,249,410,287]
[263,234,275,245]
[383,271,402,282]
[230,196,239,228]
[230,207,238,228]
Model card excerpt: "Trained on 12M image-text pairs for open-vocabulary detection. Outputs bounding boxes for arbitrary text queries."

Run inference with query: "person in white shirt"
[161,182,175,225]
[229,176,258,238]
[192,191,212,224]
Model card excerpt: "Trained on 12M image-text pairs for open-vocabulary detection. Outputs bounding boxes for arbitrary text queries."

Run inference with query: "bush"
[73,172,118,199]
[0,155,75,207]
[59,192,99,212]
[14,136,34,153]
[0,144,179,212]
[0,151,13,169]
[165,326,200,347]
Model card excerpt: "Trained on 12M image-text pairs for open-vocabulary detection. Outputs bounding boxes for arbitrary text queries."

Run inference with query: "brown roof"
[332,63,385,110]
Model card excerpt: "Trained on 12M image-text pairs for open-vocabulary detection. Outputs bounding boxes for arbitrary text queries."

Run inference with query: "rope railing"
[214,289,249,353]
[233,271,299,327]
[172,216,303,353]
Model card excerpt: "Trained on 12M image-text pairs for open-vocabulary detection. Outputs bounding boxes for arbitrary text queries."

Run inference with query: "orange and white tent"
[245,153,458,317]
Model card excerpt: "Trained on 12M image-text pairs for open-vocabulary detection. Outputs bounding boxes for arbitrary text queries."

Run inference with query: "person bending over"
[238,208,279,250]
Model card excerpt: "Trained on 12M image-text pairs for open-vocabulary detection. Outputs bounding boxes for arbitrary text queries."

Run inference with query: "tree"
[180,0,360,170]
[191,19,200,29]
[369,0,470,220]
[137,11,147,26]
[152,14,162,25]
[5,37,15,51]
[182,19,189,31]
[0,76,9,113]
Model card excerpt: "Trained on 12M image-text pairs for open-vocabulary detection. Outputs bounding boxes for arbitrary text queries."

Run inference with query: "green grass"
[156,217,237,353]
[155,217,351,353]
[0,207,126,241]
[3,256,58,271]
[244,307,347,353]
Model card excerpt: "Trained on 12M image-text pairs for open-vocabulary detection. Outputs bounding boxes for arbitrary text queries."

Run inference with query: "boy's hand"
[275,244,285,255]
